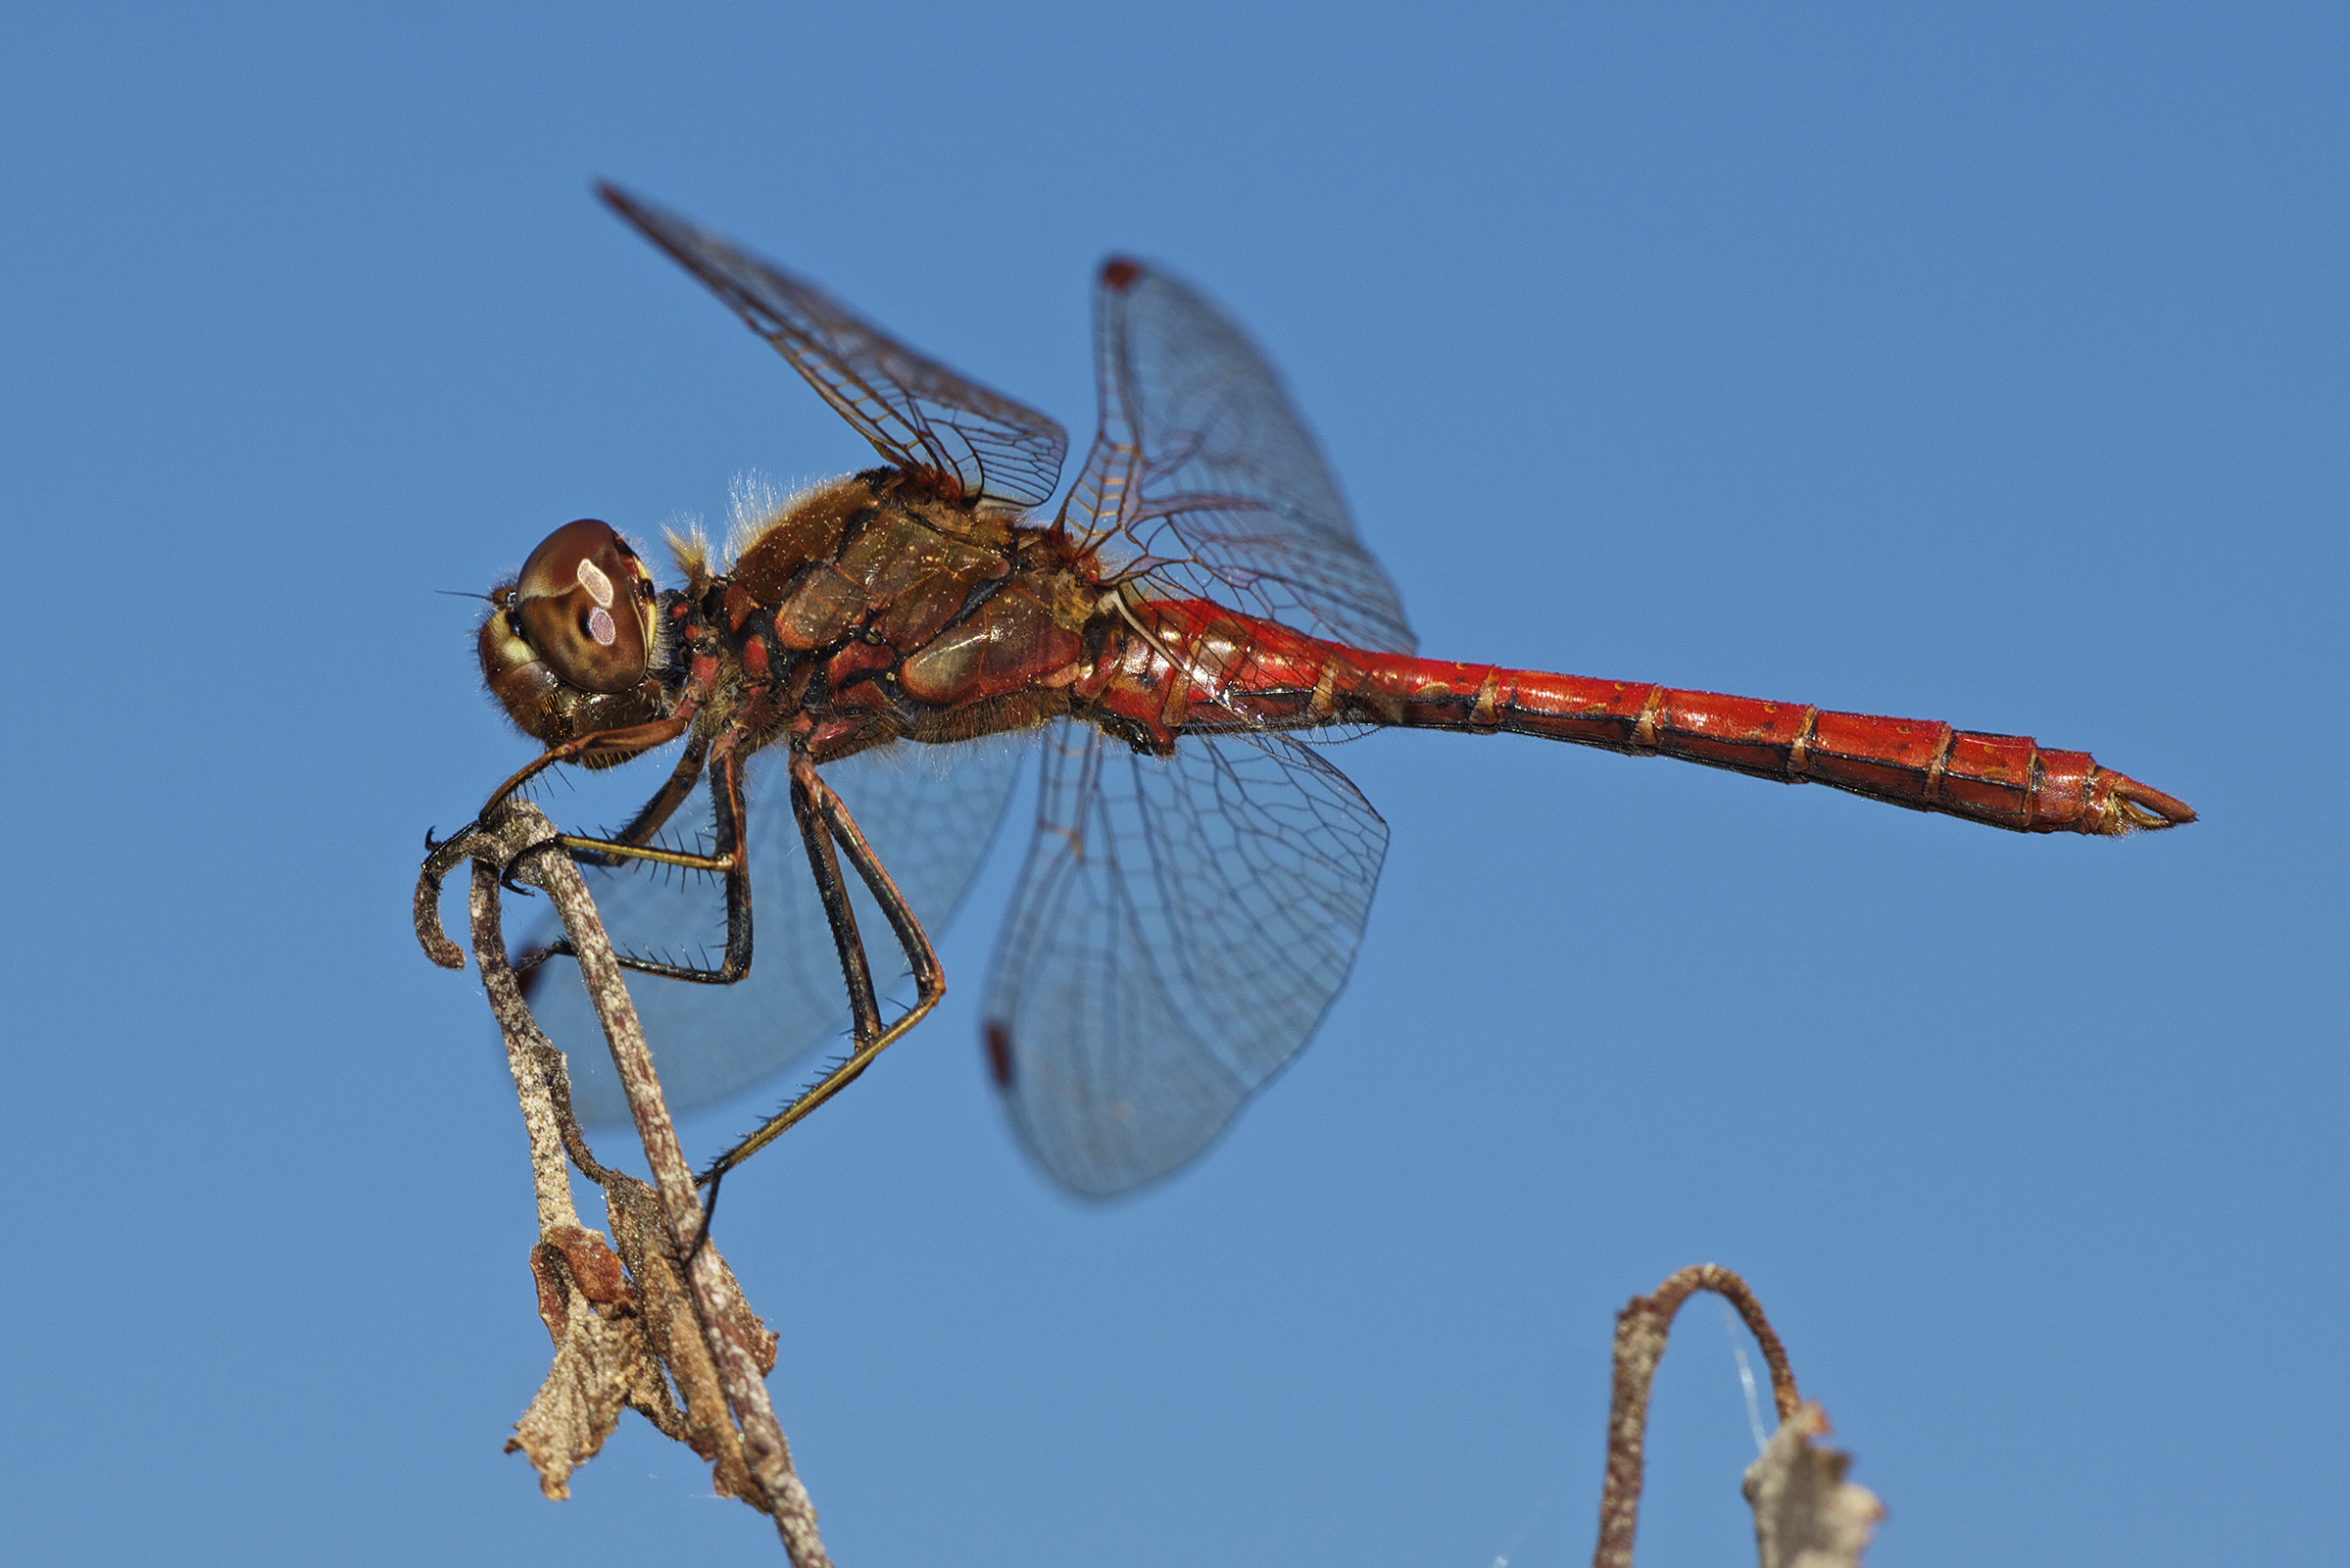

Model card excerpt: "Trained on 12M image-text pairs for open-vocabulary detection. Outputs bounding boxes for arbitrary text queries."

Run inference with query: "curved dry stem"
[1592,1263,1800,1568]
[469,852,597,1229]
[415,823,499,969]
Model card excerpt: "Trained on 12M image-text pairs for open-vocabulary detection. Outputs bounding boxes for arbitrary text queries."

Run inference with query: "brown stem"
[1592,1264,1800,1568]
[498,802,830,1568]
[415,824,490,970]
[475,866,759,1494]
[465,857,625,1191]
[428,802,831,1565]
[469,854,590,1233]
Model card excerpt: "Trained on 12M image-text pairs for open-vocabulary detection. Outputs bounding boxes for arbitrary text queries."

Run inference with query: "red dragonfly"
[462,185,2194,1199]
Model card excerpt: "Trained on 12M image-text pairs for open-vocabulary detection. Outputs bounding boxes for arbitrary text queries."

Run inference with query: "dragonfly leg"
[566,729,713,867]
[530,748,755,985]
[696,750,946,1185]
[789,749,886,1049]
[515,732,716,977]
[474,714,696,823]
[424,714,700,906]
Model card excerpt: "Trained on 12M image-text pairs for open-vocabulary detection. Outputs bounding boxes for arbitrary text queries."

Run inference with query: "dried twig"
[423,811,1892,1568]
[415,804,829,1565]
[1591,1263,1802,1568]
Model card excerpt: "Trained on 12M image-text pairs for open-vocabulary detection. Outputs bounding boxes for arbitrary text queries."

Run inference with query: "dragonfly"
[454,183,2195,1200]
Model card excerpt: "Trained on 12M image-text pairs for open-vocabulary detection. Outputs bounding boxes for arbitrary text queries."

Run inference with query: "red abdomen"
[1353,662,2193,834]
[1090,600,2194,837]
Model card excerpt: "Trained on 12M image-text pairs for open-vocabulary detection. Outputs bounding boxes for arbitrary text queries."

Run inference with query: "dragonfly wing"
[982,721,1390,1198]
[600,183,1069,510]
[1057,259,1415,656]
[525,735,1030,1123]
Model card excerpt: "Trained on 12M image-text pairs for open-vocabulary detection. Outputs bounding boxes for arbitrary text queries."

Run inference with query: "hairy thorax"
[668,470,1105,763]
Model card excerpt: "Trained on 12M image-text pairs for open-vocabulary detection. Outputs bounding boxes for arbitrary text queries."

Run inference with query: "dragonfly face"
[479,518,670,751]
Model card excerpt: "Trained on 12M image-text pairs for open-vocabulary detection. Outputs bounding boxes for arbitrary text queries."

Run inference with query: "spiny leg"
[477,714,696,823]
[565,729,714,869]
[516,731,717,979]
[791,750,886,1050]
[698,750,947,1186]
[510,743,747,987]
[526,747,754,985]
[420,713,696,904]
[689,752,883,1220]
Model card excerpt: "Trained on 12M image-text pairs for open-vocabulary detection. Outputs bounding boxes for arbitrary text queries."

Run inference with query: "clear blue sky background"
[2,4,2338,1564]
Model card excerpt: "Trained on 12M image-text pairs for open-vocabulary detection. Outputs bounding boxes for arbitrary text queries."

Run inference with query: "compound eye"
[512,518,655,693]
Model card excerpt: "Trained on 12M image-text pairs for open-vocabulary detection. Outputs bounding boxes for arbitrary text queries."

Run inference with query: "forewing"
[524,737,1029,1122]
[983,722,1389,1197]
[1057,260,1414,655]
[601,183,1068,509]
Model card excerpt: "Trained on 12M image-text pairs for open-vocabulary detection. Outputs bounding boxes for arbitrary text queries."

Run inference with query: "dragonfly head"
[478,519,668,748]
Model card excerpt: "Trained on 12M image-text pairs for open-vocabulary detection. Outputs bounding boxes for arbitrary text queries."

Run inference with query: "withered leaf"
[1742,1401,1884,1568]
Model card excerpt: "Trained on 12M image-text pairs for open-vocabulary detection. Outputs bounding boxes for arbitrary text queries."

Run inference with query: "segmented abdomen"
[1345,659,2194,836]
[1083,600,2194,836]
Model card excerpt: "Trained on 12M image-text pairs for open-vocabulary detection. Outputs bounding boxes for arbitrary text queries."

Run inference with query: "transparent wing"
[1057,259,1414,655]
[524,736,1030,1121]
[982,721,1389,1197]
[601,183,1068,509]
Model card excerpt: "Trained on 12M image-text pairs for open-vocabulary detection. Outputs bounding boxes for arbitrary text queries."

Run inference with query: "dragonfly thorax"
[666,468,1100,761]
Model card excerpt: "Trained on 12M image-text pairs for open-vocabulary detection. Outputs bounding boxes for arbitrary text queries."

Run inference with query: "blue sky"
[1,3,2339,1564]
